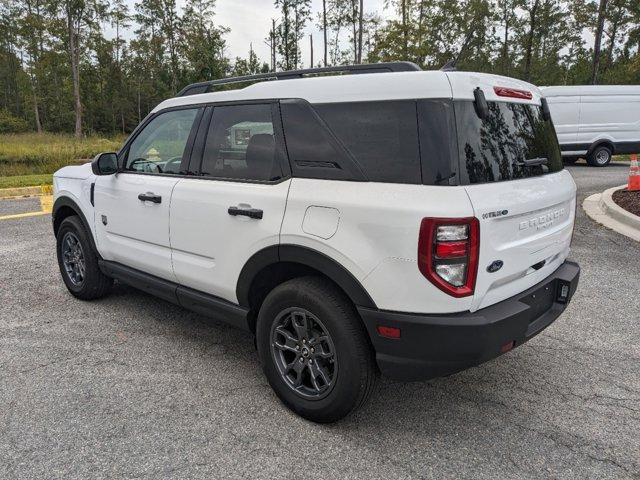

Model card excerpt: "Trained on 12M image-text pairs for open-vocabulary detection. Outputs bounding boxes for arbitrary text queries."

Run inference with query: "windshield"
[455,100,563,185]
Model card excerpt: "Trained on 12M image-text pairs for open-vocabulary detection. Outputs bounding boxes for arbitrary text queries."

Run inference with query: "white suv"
[52,62,580,423]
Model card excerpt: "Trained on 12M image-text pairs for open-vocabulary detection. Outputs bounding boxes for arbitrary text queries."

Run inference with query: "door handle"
[228,206,263,219]
[138,192,162,204]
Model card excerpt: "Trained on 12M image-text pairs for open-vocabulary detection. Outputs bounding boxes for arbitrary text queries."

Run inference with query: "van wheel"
[256,277,378,423]
[56,216,113,300]
[587,145,612,167]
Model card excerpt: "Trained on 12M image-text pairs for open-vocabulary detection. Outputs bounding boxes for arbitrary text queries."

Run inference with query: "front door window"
[125,108,199,174]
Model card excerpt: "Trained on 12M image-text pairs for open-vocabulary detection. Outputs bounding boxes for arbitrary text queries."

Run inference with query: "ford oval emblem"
[487,260,504,273]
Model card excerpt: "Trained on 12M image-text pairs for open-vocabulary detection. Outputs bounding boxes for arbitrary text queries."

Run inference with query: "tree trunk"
[357,0,363,63]
[33,92,42,134]
[310,34,314,67]
[591,0,608,85]
[604,7,620,73]
[523,0,540,81]
[68,14,82,138]
[323,0,328,66]
[417,1,425,64]
[401,0,408,60]
[272,19,277,71]
[294,8,299,69]
[351,0,358,63]
[284,3,290,69]
[137,79,141,123]
[502,2,510,74]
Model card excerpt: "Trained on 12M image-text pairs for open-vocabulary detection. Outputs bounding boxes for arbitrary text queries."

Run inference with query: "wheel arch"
[237,245,377,332]
[587,139,614,156]
[52,196,98,255]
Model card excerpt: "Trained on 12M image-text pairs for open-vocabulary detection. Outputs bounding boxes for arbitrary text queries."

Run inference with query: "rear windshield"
[455,101,563,185]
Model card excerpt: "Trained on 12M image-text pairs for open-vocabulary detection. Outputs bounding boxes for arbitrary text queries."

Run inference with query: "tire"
[56,215,112,300]
[256,276,378,423]
[587,145,612,167]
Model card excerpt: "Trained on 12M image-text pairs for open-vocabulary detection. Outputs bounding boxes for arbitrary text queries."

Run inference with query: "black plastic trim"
[560,140,640,155]
[52,196,98,255]
[100,260,178,304]
[180,107,205,174]
[358,260,580,381]
[176,286,249,331]
[610,141,640,155]
[235,245,376,309]
[98,260,250,331]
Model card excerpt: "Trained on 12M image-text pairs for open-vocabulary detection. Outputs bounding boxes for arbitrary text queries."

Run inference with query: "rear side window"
[280,99,364,181]
[314,101,421,184]
[455,101,563,185]
[201,104,282,181]
[417,99,457,185]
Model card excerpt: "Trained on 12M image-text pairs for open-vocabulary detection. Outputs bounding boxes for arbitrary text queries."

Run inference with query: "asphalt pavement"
[0,163,638,479]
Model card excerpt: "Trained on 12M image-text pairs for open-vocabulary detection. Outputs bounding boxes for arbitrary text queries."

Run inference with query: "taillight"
[418,217,480,297]
[493,86,533,100]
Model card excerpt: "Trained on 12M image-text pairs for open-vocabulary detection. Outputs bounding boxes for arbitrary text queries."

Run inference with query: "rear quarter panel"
[281,178,476,314]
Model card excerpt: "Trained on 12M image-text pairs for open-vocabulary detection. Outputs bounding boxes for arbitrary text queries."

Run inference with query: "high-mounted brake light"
[493,86,533,100]
[418,217,480,297]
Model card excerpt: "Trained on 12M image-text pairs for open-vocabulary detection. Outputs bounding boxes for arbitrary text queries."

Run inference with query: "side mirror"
[541,97,552,121]
[473,87,488,120]
[91,152,118,175]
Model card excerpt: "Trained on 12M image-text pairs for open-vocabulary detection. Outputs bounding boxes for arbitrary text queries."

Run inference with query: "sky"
[105,0,391,66]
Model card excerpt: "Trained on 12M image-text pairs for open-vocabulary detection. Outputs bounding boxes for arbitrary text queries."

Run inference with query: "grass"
[0,133,125,177]
[0,173,53,189]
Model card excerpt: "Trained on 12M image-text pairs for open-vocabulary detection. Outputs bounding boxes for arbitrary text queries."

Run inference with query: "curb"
[0,185,52,199]
[583,184,640,242]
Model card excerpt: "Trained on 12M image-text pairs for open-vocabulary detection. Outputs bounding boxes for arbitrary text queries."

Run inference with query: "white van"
[541,85,640,166]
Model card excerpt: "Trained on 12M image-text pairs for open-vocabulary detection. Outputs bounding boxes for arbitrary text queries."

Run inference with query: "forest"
[0,0,639,137]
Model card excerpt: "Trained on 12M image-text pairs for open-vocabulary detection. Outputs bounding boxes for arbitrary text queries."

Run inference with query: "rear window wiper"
[518,157,548,167]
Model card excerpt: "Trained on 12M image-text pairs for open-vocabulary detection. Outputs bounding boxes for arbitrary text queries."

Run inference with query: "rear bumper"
[358,260,580,381]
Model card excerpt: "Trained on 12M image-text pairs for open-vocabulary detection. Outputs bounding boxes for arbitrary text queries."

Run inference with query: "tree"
[358,0,363,63]
[495,0,519,75]
[46,0,108,137]
[135,0,182,93]
[15,0,48,132]
[0,3,26,121]
[181,0,229,83]
[275,0,311,70]
[2,0,640,138]
[591,0,608,83]
[265,18,277,71]
[232,44,269,76]
[322,0,328,66]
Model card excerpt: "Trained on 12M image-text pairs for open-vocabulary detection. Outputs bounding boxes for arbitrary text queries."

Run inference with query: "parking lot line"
[0,194,52,221]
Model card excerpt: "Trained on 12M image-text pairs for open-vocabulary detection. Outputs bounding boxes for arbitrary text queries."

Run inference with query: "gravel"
[0,164,638,479]
[613,188,640,217]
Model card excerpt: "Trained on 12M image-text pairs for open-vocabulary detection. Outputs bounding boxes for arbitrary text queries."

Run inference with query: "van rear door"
[447,76,576,311]
[544,94,580,147]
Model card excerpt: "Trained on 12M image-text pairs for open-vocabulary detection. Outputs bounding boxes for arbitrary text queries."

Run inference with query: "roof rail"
[176,61,422,97]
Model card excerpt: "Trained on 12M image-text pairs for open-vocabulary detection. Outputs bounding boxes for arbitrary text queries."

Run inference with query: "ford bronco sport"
[52,62,580,423]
